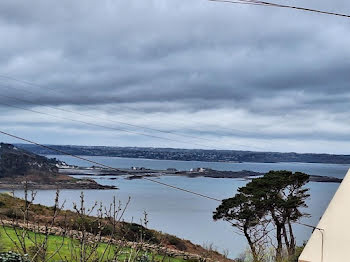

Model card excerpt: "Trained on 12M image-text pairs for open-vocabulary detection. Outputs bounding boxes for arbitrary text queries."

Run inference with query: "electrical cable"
[209,0,350,18]
[0,100,218,149]
[0,129,221,202]
[0,129,326,242]
[0,88,265,151]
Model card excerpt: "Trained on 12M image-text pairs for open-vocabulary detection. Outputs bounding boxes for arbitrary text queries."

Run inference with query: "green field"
[0,227,187,262]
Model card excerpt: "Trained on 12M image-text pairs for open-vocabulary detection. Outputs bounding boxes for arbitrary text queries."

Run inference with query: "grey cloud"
[0,0,350,152]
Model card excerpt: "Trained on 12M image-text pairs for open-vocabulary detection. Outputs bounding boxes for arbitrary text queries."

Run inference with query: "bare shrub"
[0,184,175,262]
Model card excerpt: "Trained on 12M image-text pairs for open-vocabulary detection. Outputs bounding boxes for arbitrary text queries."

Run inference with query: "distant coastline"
[16,144,350,165]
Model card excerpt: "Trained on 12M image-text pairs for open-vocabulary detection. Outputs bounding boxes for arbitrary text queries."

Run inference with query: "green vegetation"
[0,143,59,179]
[0,143,112,189]
[214,170,309,262]
[0,193,188,250]
[0,227,186,262]
[18,143,350,164]
[0,192,224,261]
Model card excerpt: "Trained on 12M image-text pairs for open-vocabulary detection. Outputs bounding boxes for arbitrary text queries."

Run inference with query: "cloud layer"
[0,0,350,153]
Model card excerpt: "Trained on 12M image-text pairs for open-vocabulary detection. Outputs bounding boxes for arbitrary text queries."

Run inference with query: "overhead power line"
[0,75,275,150]
[0,100,217,150]
[0,97,263,152]
[0,129,324,232]
[0,83,266,151]
[0,74,57,92]
[0,85,265,150]
[0,88,212,142]
[0,129,221,202]
[209,0,350,18]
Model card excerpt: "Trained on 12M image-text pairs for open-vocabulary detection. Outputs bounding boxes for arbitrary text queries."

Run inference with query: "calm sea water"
[47,155,350,178]
[9,156,349,259]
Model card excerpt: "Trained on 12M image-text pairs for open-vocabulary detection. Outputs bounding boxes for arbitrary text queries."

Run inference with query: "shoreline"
[0,176,118,190]
[45,154,350,166]
[60,166,343,183]
[0,183,118,190]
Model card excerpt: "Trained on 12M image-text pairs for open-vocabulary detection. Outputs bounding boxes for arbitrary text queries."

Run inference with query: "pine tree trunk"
[288,220,296,256]
[282,224,290,251]
[243,226,259,262]
[276,225,283,262]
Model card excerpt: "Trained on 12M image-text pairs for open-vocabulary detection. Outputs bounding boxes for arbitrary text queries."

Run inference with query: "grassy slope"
[0,194,232,261]
[0,227,186,262]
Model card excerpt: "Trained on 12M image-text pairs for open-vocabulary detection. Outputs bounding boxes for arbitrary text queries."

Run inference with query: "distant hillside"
[0,143,61,178]
[0,143,114,189]
[16,144,350,164]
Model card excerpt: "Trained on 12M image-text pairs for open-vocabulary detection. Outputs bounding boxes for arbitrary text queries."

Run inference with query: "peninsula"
[0,143,116,190]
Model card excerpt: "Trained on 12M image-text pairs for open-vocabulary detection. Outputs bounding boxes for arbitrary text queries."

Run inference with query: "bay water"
[9,155,348,259]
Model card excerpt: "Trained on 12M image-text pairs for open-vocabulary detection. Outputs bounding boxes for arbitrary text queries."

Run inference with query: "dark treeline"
[16,144,350,164]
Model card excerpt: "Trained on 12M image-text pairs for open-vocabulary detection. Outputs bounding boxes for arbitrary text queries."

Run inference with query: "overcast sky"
[0,0,349,154]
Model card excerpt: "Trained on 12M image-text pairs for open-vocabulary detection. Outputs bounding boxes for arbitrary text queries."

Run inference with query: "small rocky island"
[1,142,340,189]
[0,143,116,189]
[60,165,343,183]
